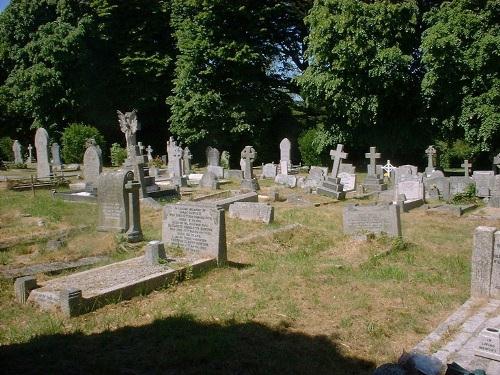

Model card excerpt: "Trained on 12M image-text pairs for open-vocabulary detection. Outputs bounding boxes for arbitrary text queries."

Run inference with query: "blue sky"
[0,0,8,12]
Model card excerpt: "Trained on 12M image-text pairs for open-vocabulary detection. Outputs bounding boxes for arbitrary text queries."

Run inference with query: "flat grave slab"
[426,203,478,217]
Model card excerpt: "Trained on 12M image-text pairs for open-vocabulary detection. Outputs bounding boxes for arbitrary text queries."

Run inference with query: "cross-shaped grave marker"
[425,145,437,170]
[171,146,183,178]
[381,160,396,178]
[137,142,144,155]
[241,146,256,180]
[365,146,381,176]
[146,145,153,162]
[27,144,33,163]
[461,159,472,177]
[330,144,348,178]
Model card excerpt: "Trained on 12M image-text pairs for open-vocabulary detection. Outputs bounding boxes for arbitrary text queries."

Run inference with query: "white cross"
[381,160,396,178]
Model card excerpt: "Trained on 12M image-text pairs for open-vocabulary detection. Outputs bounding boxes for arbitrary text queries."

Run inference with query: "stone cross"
[329,144,348,178]
[146,145,153,162]
[461,159,472,177]
[51,143,61,166]
[183,147,192,175]
[124,179,143,243]
[27,144,33,164]
[241,146,256,180]
[382,160,396,178]
[137,142,144,155]
[365,146,381,176]
[425,145,437,170]
[12,140,23,164]
[171,145,183,178]
[35,128,51,178]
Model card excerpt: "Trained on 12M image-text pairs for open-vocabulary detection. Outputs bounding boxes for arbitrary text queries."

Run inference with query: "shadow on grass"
[1,315,374,374]
[225,260,252,269]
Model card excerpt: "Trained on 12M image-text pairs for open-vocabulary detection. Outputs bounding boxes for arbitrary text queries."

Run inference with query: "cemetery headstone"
[240,146,259,191]
[395,175,424,202]
[171,145,187,186]
[279,138,291,172]
[12,140,23,164]
[146,145,153,162]
[472,171,495,198]
[449,176,474,197]
[51,142,61,166]
[35,128,51,178]
[338,163,356,174]
[97,170,143,242]
[302,166,327,189]
[199,171,219,190]
[207,147,220,167]
[274,174,297,188]
[27,144,33,164]
[207,165,224,178]
[229,202,274,224]
[83,140,103,190]
[381,160,397,180]
[338,172,356,191]
[317,144,347,199]
[489,176,500,208]
[425,145,437,175]
[343,203,401,237]
[471,226,497,298]
[183,147,192,175]
[262,163,277,179]
[221,151,230,170]
[395,165,418,182]
[137,142,145,155]
[362,146,387,192]
[162,202,227,264]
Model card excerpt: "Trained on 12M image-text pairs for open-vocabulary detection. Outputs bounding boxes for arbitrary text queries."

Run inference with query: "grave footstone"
[475,327,500,361]
[240,146,259,191]
[229,202,274,224]
[317,144,346,199]
[51,143,61,166]
[343,203,401,237]
[12,140,23,164]
[262,163,277,179]
[162,202,226,264]
[35,128,51,178]
[363,146,387,192]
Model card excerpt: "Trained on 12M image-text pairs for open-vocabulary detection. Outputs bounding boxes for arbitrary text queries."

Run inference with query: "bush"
[436,139,473,169]
[297,124,333,166]
[61,124,105,164]
[450,184,478,205]
[0,136,13,161]
[110,143,127,166]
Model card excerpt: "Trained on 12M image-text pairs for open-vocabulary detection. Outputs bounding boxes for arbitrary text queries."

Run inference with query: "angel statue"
[117,110,140,155]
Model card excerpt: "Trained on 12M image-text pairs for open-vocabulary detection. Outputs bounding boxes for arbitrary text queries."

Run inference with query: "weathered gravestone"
[35,128,51,178]
[221,151,230,170]
[363,146,387,192]
[207,147,220,167]
[12,140,23,164]
[240,146,259,191]
[301,166,326,189]
[475,327,500,362]
[395,175,424,202]
[97,170,143,242]
[199,171,219,190]
[51,143,62,166]
[343,203,401,237]
[449,176,475,197]
[338,172,356,192]
[425,145,437,176]
[162,203,227,264]
[490,176,500,208]
[423,170,449,200]
[317,144,346,199]
[395,165,418,183]
[274,173,297,188]
[462,159,472,177]
[279,138,291,173]
[229,202,274,224]
[471,226,500,299]
[83,139,102,190]
[207,165,224,178]
[262,163,277,179]
[183,147,192,175]
[339,163,356,174]
[170,145,187,186]
[473,171,495,198]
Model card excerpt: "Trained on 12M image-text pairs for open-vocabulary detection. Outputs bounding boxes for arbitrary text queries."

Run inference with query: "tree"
[297,0,425,161]
[421,0,500,155]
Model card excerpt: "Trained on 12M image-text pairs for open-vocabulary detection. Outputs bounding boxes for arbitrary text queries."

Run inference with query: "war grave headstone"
[362,146,387,192]
[343,203,401,237]
[425,145,437,176]
[240,146,259,191]
[35,128,51,179]
[229,202,274,224]
[12,140,23,164]
[146,145,153,162]
[51,142,62,167]
[183,147,192,175]
[317,144,346,199]
[279,138,291,174]
[262,163,277,179]
[162,202,227,264]
[199,171,219,190]
[472,171,495,198]
[27,144,33,164]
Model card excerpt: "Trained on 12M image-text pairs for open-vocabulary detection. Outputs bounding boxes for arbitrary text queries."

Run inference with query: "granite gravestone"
[240,146,259,191]
[472,171,495,198]
[279,138,291,171]
[262,163,277,179]
[229,202,274,224]
[97,170,142,242]
[35,128,51,178]
[183,147,192,175]
[162,203,227,264]
[363,146,387,192]
[83,140,103,189]
[343,203,401,237]
[12,140,23,164]
[51,143,61,166]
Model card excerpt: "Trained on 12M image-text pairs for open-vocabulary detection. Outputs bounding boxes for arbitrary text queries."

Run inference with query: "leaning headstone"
[83,140,103,190]
[317,144,347,199]
[207,147,220,167]
[229,202,274,224]
[199,171,219,190]
[472,171,495,197]
[338,172,356,192]
[240,146,259,191]
[51,142,61,166]
[97,170,143,242]
[279,138,291,171]
[220,151,230,170]
[162,202,227,264]
[262,163,277,179]
[12,140,23,164]
[343,203,401,237]
[35,128,51,178]
[425,145,437,176]
[363,146,387,192]
[302,167,326,189]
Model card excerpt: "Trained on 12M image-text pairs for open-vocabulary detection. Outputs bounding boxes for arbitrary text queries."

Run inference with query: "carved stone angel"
[117,110,140,151]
